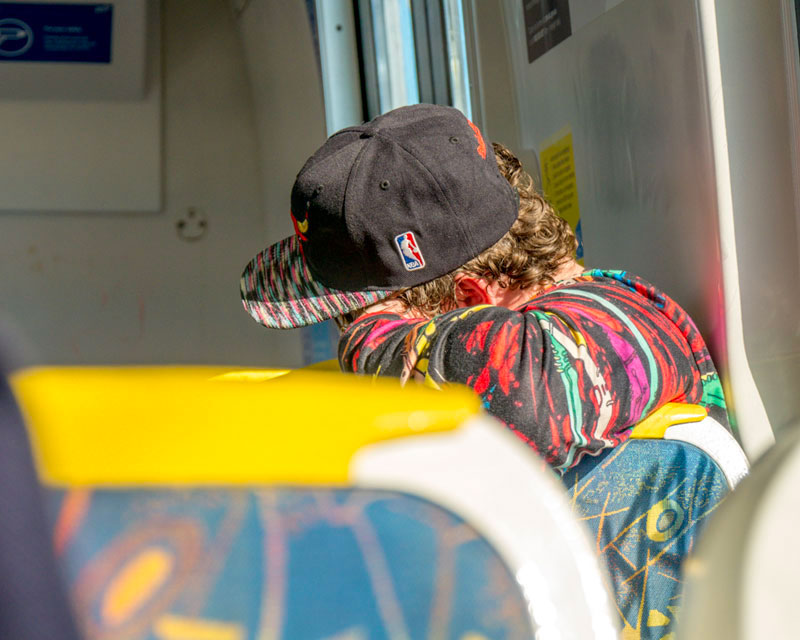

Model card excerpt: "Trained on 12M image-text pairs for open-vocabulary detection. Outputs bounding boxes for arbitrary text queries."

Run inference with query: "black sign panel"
[522,0,571,64]
[0,3,113,63]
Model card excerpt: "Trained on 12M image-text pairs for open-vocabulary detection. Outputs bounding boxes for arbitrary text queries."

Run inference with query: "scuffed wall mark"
[27,245,44,273]
[230,0,252,17]
[138,294,146,339]
[100,292,109,308]
[71,338,81,358]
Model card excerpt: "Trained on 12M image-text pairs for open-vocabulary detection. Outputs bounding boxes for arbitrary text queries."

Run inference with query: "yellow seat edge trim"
[10,366,482,487]
[630,402,707,439]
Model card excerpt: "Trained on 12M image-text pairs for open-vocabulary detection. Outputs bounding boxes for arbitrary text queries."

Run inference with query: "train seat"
[561,403,749,640]
[678,424,800,639]
[11,366,619,640]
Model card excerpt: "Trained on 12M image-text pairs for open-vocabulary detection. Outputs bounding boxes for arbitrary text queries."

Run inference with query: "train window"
[370,0,420,112]
[794,0,800,52]
[791,0,800,88]
[314,0,367,135]
[356,0,473,119]
[442,0,472,118]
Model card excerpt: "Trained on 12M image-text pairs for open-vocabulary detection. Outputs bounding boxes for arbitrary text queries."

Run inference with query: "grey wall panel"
[713,0,800,440]
[499,0,799,455]
[504,0,726,372]
[234,0,329,365]
[466,0,542,183]
[0,0,319,368]
[574,5,724,325]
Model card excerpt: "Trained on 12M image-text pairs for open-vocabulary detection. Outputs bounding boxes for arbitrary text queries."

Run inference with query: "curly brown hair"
[393,141,577,315]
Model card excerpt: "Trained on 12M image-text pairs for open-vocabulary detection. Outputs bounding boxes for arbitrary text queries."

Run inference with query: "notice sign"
[0,3,112,63]
[522,0,571,63]
[540,128,583,259]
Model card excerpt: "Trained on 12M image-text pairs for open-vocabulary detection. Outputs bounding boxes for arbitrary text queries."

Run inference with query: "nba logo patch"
[394,231,425,271]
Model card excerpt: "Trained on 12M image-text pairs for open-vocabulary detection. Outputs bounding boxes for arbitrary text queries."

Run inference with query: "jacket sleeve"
[338,313,423,379]
[339,294,702,471]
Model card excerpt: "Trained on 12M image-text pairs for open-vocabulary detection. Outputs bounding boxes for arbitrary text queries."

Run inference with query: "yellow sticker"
[540,127,583,258]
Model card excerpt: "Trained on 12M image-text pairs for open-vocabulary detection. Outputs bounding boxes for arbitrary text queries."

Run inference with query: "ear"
[454,274,492,307]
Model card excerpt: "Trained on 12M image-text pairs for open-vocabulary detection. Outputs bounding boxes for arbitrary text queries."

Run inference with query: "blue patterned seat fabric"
[46,488,533,640]
[561,438,730,640]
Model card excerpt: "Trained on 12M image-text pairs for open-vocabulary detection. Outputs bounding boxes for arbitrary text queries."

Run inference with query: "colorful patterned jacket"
[339,269,728,471]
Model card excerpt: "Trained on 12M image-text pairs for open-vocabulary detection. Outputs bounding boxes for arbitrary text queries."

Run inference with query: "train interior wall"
[2,0,799,457]
[0,0,327,369]
[497,0,800,456]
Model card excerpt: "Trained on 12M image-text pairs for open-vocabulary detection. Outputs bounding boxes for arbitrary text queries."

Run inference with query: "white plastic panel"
[664,416,750,488]
[352,416,619,640]
[315,0,363,134]
[502,0,800,457]
[505,0,725,356]
[711,0,800,448]
[679,427,800,640]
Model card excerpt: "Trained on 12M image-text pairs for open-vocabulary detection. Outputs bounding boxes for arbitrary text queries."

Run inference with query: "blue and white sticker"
[394,231,425,271]
[0,3,113,63]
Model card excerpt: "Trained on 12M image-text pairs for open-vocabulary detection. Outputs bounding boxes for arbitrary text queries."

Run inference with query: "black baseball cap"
[241,103,518,329]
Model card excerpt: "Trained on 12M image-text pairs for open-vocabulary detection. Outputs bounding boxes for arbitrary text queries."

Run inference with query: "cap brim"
[241,235,394,329]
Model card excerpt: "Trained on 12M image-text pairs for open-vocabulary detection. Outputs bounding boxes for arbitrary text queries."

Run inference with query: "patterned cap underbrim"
[240,235,394,329]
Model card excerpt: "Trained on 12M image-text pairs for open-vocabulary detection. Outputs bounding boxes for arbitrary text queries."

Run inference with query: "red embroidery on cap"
[467,120,487,159]
[290,210,309,242]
